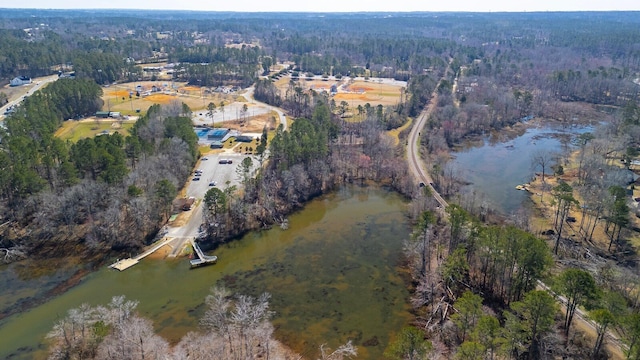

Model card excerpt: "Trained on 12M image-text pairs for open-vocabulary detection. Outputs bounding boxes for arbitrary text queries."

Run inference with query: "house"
[10,76,31,87]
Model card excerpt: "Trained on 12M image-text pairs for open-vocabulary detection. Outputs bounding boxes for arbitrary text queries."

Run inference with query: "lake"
[0,185,412,359]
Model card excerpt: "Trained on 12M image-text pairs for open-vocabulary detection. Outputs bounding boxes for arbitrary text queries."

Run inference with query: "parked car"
[182,197,196,211]
[219,159,229,164]
[209,181,217,186]
[193,177,201,181]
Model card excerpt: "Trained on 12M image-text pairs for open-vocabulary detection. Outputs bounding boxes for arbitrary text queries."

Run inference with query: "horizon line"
[1,8,640,13]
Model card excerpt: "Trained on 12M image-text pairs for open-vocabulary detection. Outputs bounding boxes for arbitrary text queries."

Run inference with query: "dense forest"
[0,8,640,360]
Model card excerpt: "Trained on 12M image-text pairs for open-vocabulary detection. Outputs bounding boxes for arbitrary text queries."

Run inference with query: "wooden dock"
[110,237,174,271]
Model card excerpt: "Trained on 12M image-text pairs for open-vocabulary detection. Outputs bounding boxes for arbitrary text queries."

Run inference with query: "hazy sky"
[5,0,639,12]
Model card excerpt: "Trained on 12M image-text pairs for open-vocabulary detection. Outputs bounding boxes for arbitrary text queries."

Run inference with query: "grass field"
[55,119,135,142]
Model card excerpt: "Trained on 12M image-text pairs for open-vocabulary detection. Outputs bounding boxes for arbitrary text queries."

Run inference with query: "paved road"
[165,151,259,257]
[0,75,59,120]
[406,66,449,208]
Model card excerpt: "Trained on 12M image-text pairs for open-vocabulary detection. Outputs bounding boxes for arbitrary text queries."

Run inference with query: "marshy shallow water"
[449,122,594,214]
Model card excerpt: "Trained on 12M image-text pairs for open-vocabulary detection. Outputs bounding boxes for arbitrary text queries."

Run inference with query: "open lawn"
[55,119,135,142]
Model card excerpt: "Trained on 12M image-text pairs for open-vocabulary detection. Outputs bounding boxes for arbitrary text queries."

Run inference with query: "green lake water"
[0,186,412,359]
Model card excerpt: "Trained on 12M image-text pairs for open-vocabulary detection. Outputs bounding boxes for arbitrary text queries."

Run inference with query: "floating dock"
[189,238,217,268]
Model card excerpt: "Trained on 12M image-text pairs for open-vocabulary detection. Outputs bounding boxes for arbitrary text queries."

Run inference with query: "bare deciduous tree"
[531,150,555,183]
[96,315,169,360]
[317,341,358,360]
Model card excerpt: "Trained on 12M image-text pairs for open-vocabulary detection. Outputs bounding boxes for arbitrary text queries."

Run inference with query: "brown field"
[347,85,375,92]
[309,83,331,89]
[334,92,384,102]
[1,83,33,101]
[181,86,200,92]
[528,168,640,251]
[145,93,176,104]
[102,81,238,115]
[274,77,403,109]
[387,117,413,146]
[110,90,130,98]
[225,112,278,133]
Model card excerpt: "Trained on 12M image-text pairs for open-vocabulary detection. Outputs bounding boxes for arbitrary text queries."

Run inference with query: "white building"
[10,76,31,87]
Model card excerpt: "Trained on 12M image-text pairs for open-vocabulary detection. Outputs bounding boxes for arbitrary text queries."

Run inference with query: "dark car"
[193,177,201,181]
